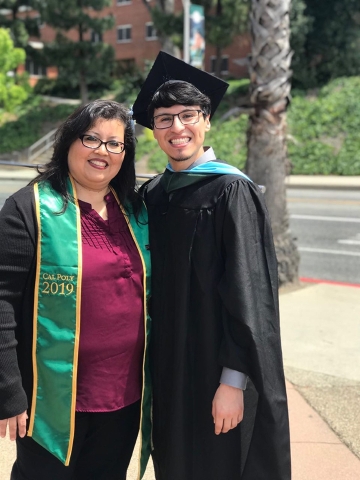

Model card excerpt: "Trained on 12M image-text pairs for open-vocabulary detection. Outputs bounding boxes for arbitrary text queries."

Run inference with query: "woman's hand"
[0,411,28,441]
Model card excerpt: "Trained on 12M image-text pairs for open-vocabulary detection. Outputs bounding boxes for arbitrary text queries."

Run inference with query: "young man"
[133,52,291,480]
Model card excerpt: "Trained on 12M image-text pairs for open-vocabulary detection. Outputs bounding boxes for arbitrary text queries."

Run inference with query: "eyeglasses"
[79,134,125,154]
[153,109,205,129]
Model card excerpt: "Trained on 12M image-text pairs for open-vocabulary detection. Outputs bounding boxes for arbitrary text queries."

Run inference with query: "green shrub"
[34,77,111,100]
[0,29,30,112]
[135,131,167,173]
[288,76,360,175]
[206,116,247,170]
[0,100,74,153]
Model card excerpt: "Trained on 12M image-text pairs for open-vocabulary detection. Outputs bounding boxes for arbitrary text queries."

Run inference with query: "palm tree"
[246,0,299,286]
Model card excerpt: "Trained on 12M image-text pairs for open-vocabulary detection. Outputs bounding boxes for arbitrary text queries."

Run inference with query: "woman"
[0,100,151,480]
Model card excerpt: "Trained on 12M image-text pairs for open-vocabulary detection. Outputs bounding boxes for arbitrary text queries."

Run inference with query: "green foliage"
[205,0,249,50]
[293,0,360,88]
[206,116,247,169]
[0,98,74,153]
[0,27,24,70]
[35,0,114,101]
[288,77,360,175]
[114,61,152,105]
[290,0,314,88]
[43,38,115,93]
[151,6,183,49]
[0,1,39,48]
[0,28,30,112]
[135,132,166,173]
[34,76,111,100]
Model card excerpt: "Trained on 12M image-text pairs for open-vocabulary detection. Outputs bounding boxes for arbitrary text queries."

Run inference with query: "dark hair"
[31,99,141,216]
[148,81,211,127]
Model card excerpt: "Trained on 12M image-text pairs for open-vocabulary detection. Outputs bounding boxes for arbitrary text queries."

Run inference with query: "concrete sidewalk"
[281,281,360,479]
[287,380,360,480]
[1,281,359,479]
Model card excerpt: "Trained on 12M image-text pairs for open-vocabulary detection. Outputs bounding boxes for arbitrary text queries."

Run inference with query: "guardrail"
[0,160,156,181]
[0,160,42,168]
[27,128,57,163]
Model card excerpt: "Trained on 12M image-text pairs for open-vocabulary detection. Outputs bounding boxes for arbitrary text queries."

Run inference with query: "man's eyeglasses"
[153,109,205,129]
[79,134,125,154]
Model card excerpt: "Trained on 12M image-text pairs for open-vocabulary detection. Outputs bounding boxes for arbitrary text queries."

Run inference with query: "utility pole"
[182,0,190,63]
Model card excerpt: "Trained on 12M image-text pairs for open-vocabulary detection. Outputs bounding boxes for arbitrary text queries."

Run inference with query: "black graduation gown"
[142,169,291,480]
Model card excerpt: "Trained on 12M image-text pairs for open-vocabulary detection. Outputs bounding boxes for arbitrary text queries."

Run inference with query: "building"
[3,1,250,84]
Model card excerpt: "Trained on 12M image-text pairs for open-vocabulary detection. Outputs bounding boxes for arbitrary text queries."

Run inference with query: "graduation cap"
[132,51,229,130]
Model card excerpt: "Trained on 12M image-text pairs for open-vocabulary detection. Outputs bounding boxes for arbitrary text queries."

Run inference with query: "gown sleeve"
[0,195,36,419]
[215,178,291,479]
[215,178,281,375]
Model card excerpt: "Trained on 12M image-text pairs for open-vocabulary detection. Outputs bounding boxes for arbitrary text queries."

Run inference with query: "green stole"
[28,178,152,476]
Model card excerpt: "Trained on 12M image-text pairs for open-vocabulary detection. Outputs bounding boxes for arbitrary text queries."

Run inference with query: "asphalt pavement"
[0,168,360,479]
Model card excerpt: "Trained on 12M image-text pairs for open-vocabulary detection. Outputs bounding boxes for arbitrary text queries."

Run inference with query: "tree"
[306,0,360,86]
[290,0,360,89]
[0,28,30,111]
[289,0,313,88]
[205,0,249,77]
[34,0,115,104]
[0,0,39,48]
[245,0,299,286]
[0,0,42,76]
[141,0,182,57]
[140,0,248,73]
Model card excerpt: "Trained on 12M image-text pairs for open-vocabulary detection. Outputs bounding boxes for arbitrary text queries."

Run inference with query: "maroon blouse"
[75,192,144,412]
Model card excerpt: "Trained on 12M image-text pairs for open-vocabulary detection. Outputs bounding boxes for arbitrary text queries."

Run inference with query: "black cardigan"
[0,186,38,419]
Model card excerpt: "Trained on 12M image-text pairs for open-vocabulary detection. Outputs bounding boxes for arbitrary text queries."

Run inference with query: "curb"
[1,167,360,190]
[285,175,360,190]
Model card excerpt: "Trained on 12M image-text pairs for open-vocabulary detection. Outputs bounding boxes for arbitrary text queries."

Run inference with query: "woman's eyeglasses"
[79,135,125,154]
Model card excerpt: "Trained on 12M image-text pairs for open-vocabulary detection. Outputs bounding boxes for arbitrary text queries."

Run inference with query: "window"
[117,0,131,5]
[91,30,102,43]
[117,25,132,43]
[145,22,157,40]
[25,59,46,77]
[210,56,229,75]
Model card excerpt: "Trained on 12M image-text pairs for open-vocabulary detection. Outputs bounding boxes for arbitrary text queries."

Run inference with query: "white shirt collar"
[186,147,216,170]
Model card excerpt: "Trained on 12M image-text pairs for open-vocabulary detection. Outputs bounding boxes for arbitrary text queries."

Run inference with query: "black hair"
[31,99,141,217]
[148,81,211,127]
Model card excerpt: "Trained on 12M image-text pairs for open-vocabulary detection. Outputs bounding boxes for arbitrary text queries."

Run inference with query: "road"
[1,179,360,284]
[288,188,360,284]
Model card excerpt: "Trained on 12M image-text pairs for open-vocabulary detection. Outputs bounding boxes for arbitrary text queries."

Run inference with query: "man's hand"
[212,384,244,435]
[0,411,28,441]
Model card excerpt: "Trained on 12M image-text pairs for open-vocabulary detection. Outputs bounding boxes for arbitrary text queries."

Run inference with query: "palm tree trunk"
[246,0,299,286]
